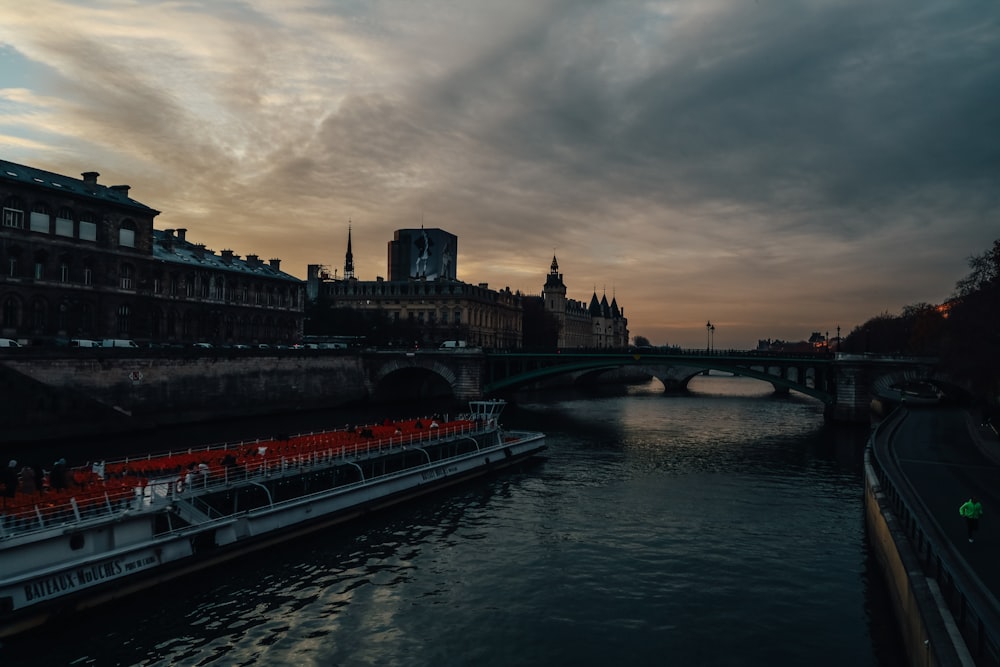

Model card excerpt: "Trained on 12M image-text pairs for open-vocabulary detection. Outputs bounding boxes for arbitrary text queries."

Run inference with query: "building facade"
[538,255,629,349]
[308,227,522,349]
[0,159,304,345]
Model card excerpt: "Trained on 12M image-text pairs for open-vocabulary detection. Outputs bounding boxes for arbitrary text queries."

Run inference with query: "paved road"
[892,405,1000,602]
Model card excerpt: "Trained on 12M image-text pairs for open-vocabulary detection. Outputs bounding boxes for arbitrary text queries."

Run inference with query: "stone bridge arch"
[365,354,484,401]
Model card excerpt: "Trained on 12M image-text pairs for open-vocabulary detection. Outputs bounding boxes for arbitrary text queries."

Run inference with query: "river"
[0,375,905,666]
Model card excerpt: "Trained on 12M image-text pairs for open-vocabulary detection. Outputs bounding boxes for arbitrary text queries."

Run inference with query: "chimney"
[268,258,281,271]
[109,184,131,197]
[246,254,259,265]
[194,243,205,259]
[221,249,234,264]
[176,228,187,242]
[81,171,99,187]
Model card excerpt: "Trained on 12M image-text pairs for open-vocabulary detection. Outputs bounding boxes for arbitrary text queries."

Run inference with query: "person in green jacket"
[960,496,984,543]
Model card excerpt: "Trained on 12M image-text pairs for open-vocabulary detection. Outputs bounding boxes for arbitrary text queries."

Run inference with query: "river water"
[0,375,905,666]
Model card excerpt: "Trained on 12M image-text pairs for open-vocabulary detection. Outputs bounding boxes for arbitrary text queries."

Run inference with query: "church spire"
[344,222,355,280]
[550,254,559,275]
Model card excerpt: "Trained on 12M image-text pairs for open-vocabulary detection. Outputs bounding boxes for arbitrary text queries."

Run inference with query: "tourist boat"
[0,399,545,637]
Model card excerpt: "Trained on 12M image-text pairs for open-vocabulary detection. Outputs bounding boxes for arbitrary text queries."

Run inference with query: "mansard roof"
[0,159,160,215]
[152,229,302,283]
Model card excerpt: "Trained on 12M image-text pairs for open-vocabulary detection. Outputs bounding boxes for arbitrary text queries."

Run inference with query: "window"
[214,276,224,300]
[32,299,46,329]
[34,262,44,280]
[83,267,93,286]
[2,297,19,328]
[30,203,50,233]
[79,214,97,242]
[116,304,131,334]
[80,303,95,333]
[60,263,70,282]
[54,209,73,236]
[153,277,162,294]
[8,257,18,278]
[119,219,136,248]
[2,197,24,228]
[120,264,134,290]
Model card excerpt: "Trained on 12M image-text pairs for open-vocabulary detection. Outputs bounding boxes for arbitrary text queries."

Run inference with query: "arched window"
[150,308,162,338]
[31,298,46,330]
[119,218,136,248]
[30,202,50,233]
[79,302,95,334]
[2,296,20,328]
[116,304,131,334]
[3,196,24,229]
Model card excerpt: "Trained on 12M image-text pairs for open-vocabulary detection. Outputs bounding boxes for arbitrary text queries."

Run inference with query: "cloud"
[0,0,997,347]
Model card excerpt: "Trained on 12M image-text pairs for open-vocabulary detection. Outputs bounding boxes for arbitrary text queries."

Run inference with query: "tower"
[344,223,355,280]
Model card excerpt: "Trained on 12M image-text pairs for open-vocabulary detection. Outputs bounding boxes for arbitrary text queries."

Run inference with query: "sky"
[1,1,997,349]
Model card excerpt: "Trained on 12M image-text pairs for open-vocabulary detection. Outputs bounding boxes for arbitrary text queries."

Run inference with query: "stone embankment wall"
[0,356,368,442]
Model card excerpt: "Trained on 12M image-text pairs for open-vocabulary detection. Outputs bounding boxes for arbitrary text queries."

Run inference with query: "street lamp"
[710,324,715,353]
[706,321,711,353]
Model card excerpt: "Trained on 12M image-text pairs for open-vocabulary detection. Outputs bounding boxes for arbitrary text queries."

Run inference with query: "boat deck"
[0,414,492,539]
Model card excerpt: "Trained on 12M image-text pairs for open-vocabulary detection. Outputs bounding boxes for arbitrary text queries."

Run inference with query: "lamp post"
[706,321,711,353]
[710,324,715,353]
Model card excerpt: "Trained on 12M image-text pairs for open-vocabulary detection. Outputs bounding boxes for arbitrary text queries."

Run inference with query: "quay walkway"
[869,403,1000,666]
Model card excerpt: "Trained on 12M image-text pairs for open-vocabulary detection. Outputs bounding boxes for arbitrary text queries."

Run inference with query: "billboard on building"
[388,228,458,281]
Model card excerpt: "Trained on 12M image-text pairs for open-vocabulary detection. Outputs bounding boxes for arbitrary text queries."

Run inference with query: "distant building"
[0,159,304,345]
[308,227,521,349]
[388,228,458,282]
[525,255,629,349]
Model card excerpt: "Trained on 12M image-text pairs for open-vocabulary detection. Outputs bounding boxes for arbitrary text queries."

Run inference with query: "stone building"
[0,159,304,345]
[307,227,522,349]
[536,255,629,349]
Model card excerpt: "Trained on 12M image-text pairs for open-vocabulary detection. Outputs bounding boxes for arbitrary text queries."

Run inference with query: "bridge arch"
[369,358,458,401]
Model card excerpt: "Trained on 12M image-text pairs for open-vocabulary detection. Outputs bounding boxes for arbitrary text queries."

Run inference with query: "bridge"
[476,349,938,422]
[0,348,940,441]
[361,348,939,422]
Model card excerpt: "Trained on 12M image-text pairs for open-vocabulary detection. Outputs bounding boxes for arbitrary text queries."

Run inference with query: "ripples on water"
[0,376,903,666]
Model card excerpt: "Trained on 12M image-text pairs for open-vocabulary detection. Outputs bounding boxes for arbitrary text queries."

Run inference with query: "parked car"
[70,339,101,348]
[192,342,213,349]
[0,338,21,348]
[101,339,139,348]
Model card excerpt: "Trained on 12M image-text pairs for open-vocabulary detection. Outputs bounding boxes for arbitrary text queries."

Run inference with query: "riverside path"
[879,404,1000,665]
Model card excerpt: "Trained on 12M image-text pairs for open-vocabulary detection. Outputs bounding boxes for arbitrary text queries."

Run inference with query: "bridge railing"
[868,407,1000,666]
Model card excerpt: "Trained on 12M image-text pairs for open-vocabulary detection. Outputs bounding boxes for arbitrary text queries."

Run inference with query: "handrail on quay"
[868,406,1000,666]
